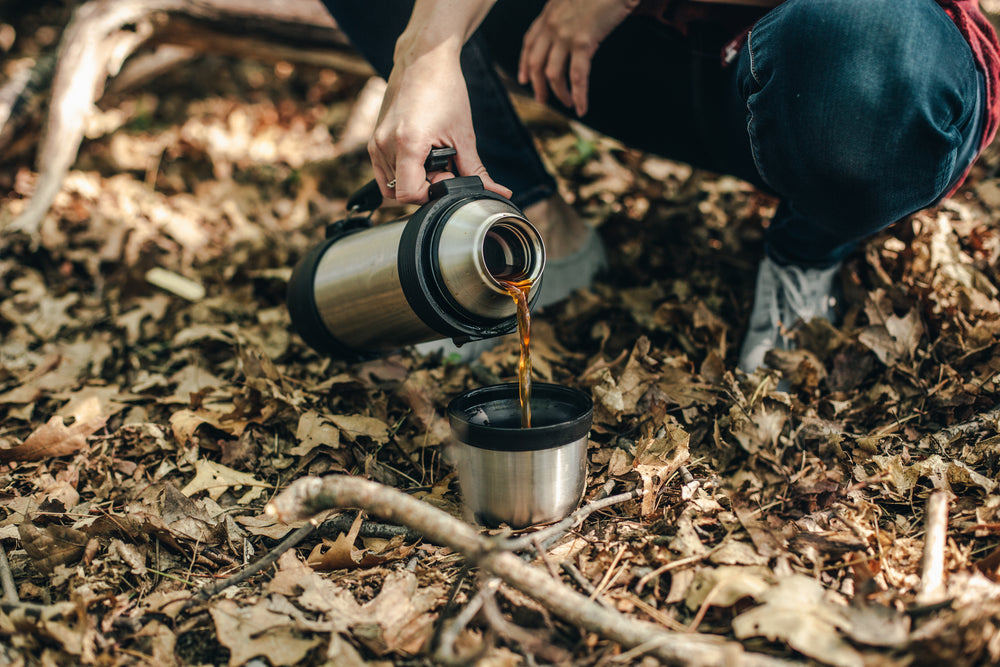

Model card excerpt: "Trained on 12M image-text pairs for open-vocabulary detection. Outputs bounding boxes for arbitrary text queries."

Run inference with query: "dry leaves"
[3,6,1000,666]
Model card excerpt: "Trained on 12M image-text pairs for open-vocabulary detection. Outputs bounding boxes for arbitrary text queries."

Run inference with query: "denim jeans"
[322,0,985,269]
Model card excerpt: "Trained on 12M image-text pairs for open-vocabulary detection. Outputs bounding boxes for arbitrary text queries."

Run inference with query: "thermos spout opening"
[481,217,545,286]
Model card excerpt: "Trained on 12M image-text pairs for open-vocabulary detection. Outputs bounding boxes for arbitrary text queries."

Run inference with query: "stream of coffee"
[498,278,533,428]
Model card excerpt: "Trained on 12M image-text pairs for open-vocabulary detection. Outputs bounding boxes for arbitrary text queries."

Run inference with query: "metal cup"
[447,383,593,529]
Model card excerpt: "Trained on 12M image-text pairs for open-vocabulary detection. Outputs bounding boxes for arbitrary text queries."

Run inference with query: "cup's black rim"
[447,382,593,451]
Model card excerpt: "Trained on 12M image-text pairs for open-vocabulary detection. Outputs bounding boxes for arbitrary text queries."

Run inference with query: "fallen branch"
[267,475,797,667]
[317,512,422,543]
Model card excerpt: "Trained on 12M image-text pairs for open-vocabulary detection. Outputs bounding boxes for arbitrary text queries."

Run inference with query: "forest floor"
[4,3,1000,667]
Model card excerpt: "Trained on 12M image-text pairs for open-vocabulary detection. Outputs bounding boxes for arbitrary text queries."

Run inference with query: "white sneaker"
[738,256,840,373]
[535,224,607,309]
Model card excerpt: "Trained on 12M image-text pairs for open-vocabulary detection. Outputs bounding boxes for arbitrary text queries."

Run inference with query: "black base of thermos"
[287,176,545,360]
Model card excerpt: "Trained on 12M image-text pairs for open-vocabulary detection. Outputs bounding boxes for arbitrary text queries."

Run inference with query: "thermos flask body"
[309,220,429,349]
[287,177,545,359]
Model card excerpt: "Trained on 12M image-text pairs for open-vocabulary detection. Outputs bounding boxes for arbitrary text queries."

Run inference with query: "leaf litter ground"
[4,12,1000,667]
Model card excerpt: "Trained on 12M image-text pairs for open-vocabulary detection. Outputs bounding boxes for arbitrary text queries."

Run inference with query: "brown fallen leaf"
[290,409,340,456]
[18,521,90,574]
[733,574,864,667]
[307,512,365,571]
[397,371,451,446]
[634,419,690,517]
[858,290,925,367]
[180,459,267,503]
[268,550,318,596]
[210,598,321,667]
[305,512,412,571]
[329,414,390,444]
[169,407,254,444]
[0,395,107,462]
[307,533,390,572]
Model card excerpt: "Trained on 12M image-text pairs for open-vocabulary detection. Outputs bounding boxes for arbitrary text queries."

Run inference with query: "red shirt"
[938,1,1000,154]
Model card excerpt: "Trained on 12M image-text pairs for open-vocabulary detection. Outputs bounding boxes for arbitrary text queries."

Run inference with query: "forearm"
[394,0,497,65]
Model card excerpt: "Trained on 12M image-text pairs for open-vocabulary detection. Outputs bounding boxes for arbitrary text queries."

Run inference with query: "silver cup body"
[454,435,588,529]
[447,383,593,529]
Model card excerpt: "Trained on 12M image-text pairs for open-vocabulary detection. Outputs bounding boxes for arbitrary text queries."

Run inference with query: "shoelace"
[766,261,836,337]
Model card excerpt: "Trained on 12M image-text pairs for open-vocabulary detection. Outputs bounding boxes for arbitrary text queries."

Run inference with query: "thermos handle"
[345,179,383,214]
[347,147,459,213]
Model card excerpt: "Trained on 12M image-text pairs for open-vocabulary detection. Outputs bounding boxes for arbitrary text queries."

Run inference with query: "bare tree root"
[4,0,367,239]
[267,475,799,667]
[0,51,57,156]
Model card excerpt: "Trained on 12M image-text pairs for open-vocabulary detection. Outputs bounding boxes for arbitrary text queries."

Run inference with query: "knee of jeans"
[761,0,973,113]
[748,0,976,229]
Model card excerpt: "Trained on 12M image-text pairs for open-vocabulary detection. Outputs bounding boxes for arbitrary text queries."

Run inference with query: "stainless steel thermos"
[287,170,545,359]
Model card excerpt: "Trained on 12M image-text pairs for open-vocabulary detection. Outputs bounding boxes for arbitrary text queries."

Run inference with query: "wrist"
[394,27,463,68]
[393,0,495,65]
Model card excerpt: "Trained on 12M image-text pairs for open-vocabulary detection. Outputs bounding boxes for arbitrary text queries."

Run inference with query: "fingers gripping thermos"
[286,166,546,359]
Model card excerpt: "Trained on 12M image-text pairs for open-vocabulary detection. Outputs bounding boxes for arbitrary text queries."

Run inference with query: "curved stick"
[267,475,797,667]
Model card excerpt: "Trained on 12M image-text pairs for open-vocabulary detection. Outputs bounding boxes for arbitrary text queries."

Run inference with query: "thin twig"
[561,561,615,610]
[267,475,797,667]
[533,536,561,580]
[481,584,539,647]
[614,591,688,632]
[505,482,640,553]
[634,549,719,593]
[687,579,723,633]
[595,554,631,600]
[188,520,316,605]
[435,577,498,665]
[614,636,679,664]
[917,490,950,604]
[591,544,627,601]
[916,405,1000,453]
[430,563,472,651]
[480,585,565,664]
